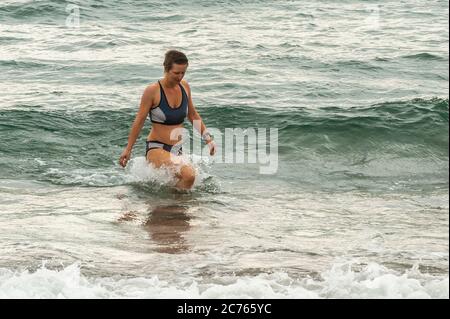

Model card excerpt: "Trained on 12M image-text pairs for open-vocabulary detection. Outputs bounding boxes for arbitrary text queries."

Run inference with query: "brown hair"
[163,50,188,72]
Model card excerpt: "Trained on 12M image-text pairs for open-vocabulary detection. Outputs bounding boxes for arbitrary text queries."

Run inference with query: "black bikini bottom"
[146,140,183,156]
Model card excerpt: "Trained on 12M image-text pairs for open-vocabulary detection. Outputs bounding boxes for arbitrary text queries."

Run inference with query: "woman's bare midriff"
[147,122,184,145]
[146,122,186,167]
[146,122,195,191]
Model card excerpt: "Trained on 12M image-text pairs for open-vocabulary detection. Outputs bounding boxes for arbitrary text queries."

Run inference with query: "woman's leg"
[147,148,196,190]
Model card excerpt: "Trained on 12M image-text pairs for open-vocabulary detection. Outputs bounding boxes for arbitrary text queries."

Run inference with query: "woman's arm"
[119,85,154,167]
[183,80,212,142]
[183,80,216,155]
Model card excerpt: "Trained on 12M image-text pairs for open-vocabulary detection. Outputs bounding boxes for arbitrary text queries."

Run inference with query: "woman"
[119,50,216,190]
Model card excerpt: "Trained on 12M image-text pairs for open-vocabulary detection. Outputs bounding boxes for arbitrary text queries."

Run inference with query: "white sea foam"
[125,157,178,186]
[39,156,214,189]
[0,261,447,299]
[126,156,216,190]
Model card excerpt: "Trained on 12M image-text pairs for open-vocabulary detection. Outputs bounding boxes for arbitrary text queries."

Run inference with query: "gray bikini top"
[149,80,188,125]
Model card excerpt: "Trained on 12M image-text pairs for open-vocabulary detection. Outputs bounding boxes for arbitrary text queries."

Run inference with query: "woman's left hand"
[207,140,216,156]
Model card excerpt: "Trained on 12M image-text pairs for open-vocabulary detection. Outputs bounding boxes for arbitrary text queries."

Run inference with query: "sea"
[0,0,448,298]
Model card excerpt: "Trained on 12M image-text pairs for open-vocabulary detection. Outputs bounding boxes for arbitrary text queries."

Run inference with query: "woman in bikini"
[119,50,216,190]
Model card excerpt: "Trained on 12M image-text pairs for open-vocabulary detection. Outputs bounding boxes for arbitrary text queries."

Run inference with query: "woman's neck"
[161,77,177,89]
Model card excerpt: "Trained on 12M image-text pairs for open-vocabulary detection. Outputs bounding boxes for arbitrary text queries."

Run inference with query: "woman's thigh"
[146,148,175,168]
[146,148,191,176]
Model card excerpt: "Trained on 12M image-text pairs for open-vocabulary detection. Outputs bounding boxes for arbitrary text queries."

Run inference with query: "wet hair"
[163,50,188,72]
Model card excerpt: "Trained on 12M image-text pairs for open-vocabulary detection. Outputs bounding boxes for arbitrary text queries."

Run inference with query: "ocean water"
[0,0,448,299]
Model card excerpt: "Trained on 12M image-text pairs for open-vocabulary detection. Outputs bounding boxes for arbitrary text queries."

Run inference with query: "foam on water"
[126,156,215,190]
[0,260,447,299]
[33,155,216,190]
[125,157,178,186]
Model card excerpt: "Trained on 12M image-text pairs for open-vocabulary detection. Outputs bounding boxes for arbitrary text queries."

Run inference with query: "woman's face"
[167,63,188,83]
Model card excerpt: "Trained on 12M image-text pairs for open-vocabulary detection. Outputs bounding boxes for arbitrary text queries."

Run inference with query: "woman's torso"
[147,80,188,145]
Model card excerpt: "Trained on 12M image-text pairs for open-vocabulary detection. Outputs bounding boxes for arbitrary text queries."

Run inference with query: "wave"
[0,0,192,23]
[278,97,448,136]
[0,260,447,298]
[401,53,447,61]
[0,1,66,19]
[0,97,447,151]
[0,59,54,69]
[0,98,447,187]
[0,36,29,44]
[334,59,384,71]
[202,97,449,149]
[367,53,448,64]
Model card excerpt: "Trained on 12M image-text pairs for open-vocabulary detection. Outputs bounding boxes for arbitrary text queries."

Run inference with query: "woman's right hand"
[119,148,132,168]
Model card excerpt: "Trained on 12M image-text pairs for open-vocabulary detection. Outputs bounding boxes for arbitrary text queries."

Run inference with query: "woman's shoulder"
[180,79,191,95]
[142,83,160,109]
[143,82,160,97]
[146,81,160,91]
[181,79,190,87]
